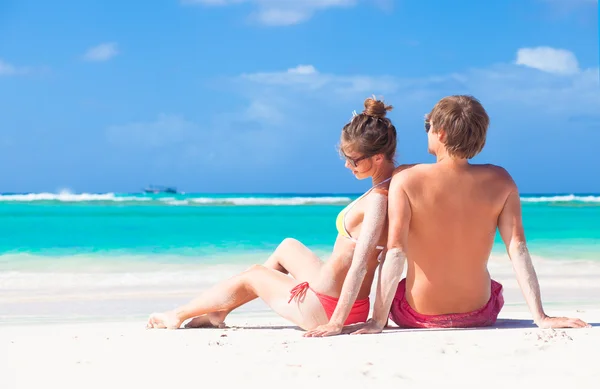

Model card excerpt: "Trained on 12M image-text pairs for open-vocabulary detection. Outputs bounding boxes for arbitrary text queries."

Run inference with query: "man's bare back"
[398,161,512,315]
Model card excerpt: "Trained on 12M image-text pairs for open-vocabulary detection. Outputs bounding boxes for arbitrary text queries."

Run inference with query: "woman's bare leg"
[147,264,328,330]
[185,238,324,328]
[263,238,324,279]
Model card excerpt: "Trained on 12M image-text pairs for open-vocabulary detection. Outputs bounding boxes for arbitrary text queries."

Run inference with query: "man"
[354,95,589,333]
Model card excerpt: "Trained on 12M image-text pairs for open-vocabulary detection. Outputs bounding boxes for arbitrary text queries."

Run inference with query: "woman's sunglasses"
[341,151,370,168]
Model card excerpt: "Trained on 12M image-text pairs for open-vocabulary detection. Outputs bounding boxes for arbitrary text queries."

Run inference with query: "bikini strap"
[359,177,393,200]
[374,177,392,187]
[363,177,392,198]
[288,282,309,304]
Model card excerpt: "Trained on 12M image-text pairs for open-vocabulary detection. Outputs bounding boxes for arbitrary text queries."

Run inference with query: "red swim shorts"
[389,279,504,328]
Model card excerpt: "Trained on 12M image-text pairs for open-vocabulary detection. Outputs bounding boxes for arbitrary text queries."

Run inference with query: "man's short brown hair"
[428,95,490,159]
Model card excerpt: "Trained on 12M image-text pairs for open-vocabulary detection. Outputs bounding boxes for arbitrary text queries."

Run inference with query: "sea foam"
[0,193,352,206]
[2,192,598,205]
[520,195,600,203]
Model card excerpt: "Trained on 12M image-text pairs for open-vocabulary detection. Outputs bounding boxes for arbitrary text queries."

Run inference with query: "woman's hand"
[303,323,344,337]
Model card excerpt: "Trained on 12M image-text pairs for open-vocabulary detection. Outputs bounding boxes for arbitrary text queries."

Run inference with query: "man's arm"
[353,172,411,334]
[304,191,388,337]
[498,178,589,329]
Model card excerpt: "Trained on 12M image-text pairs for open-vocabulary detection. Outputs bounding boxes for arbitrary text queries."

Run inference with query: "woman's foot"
[146,311,183,329]
[184,312,227,329]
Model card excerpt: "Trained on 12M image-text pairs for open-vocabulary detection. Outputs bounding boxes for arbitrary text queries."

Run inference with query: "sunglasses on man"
[424,113,432,133]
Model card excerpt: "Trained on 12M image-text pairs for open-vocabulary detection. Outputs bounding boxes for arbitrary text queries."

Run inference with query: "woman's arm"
[352,171,410,334]
[303,190,388,337]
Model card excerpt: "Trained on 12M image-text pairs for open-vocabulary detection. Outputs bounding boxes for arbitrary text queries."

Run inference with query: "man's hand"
[350,319,385,335]
[303,323,343,338]
[537,315,591,329]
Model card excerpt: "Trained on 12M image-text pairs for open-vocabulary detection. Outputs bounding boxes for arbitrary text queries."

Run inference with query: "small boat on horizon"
[143,185,178,194]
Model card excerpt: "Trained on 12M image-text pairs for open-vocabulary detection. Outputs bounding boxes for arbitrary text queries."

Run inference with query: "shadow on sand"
[358,318,600,334]
[180,318,599,332]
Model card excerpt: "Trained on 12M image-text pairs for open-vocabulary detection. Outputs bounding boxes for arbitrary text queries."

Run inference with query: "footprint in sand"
[525,329,574,347]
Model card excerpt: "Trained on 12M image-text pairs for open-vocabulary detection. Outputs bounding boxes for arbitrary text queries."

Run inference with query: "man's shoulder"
[474,163,508,173]
[473,164,516,186]
[387,164,434,196]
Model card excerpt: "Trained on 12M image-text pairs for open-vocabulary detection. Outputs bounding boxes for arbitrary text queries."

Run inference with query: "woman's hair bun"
[363,96,393,118]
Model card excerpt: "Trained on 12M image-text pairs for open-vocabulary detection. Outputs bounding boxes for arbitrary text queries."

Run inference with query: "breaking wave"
[1,192,598,206]
[0,192,352,206]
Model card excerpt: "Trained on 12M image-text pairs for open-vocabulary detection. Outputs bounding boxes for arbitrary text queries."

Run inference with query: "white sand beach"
[2,256,599,389]
[2,309,599,389]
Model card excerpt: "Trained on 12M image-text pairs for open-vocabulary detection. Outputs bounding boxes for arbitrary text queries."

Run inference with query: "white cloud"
[182,0,357,26]
[253,9,311,25]
[240,64,399,95]
[515,47,580,75]
[0,59,29,76]
[235,48,599,120]
[288,65,317,75]
[83,43,119,62]
[106,114,196,149]
[243,100,285,123]
[438,65,599,117]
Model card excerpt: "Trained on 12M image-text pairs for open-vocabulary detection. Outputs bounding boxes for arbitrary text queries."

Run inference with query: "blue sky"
[0,0,598,194]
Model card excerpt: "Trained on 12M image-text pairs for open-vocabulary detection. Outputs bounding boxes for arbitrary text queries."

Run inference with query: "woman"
[147,97,398,337]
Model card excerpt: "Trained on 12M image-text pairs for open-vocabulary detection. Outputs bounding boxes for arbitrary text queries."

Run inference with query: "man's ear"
[437,128,447,143]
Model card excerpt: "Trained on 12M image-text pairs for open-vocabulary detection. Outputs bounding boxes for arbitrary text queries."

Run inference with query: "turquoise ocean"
[2,191,599,261]
[1,191,599,323]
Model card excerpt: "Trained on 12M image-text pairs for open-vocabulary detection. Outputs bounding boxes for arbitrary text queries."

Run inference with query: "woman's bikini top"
[335,177,392,250]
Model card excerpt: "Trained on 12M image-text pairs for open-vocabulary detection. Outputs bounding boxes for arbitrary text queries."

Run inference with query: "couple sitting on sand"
[147,95,590,336]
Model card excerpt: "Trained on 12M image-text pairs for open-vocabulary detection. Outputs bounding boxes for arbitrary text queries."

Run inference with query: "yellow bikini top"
[336,177,391,250]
